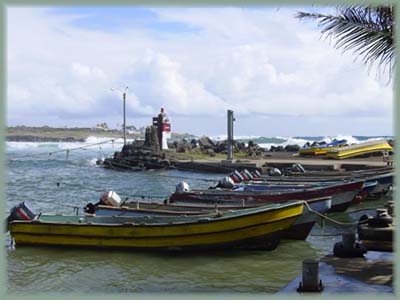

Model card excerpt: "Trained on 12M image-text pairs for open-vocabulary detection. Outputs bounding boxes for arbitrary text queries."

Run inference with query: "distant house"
[126,125,140,134]
[93,122,109,131]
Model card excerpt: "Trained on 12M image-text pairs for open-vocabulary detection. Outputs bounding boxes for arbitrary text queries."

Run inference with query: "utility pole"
[122,91,126,145]
[227,110,235,161]
[111,86,128,145]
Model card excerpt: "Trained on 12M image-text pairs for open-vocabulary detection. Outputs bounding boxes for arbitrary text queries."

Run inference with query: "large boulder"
[190,139,198,148]
[198,136,216,150]
[205,149,216,156]
[270,145,284,152]
[176,140,192,153]
[284,144,300,152]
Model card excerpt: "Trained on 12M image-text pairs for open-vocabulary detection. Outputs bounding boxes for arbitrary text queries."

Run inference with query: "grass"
[164,150,251,161]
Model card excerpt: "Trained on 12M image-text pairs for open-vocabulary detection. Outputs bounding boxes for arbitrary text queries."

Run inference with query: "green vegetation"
[6,126,195,141]
[164,149,251,161]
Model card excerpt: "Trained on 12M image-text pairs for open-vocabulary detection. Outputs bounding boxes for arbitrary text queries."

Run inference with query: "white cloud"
[7,6,393,135]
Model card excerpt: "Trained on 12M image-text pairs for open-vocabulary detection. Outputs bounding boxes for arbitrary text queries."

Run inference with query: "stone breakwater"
[167,136,301,157]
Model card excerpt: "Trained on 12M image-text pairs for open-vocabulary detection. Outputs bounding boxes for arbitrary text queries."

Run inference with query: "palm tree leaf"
[295,5,394,76]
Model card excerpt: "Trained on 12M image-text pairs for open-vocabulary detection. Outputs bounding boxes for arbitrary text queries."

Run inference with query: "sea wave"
[6,134,392,152]
[5,136,134,154]
[257,135,392,150]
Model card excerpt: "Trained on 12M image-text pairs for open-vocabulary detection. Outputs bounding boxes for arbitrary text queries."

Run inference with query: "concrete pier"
[280,251,393,293]
[174,152,391,173]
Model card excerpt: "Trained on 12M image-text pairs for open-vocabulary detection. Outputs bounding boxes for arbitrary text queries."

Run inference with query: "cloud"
[7,6,392,135]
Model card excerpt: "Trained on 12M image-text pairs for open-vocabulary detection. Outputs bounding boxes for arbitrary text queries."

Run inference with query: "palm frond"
[295,6,394,77]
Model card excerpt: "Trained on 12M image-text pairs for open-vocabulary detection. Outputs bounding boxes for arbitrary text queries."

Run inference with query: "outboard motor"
[84,191,122,214]
[6,202,37,231]
[240,169,254,181]
[292,163,306,173]
[229,170,244,183]
[229,172,240,183]
[268,168,282,176]
[216,176,235,189]
[251,170,261,178]
[8,202,36,221]
[233,170,245,182]
[176,181,190,193]
[101,191,123,207]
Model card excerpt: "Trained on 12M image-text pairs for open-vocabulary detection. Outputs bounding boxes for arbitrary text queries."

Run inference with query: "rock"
[144,126,160,152]
[205,149,215,156]
[270,145,284,152]
[175,140,192,153]
[198,136,216,150]
[190,139,198,148]
[215,140,227,153]
[284,144,300,152]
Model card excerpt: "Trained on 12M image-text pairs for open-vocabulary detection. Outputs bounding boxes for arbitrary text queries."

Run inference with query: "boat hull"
[170,181,362,214]
[282,196,331,240]
[9,203,303,251]
[326,140,393,159]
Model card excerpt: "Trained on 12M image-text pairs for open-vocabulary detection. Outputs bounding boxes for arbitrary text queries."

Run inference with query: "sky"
[7,6,393,137]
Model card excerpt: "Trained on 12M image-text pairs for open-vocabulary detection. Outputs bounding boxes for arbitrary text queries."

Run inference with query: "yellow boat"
[325,140,393,160]
[8,201,304,251]
[298,139,347,156]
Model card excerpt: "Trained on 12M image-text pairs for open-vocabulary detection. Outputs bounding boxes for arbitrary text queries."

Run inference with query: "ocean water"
[5,138,391,293]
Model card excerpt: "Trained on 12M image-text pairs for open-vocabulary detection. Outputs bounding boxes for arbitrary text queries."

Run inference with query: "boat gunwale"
[10,215,300,240]
[10,201,304,228]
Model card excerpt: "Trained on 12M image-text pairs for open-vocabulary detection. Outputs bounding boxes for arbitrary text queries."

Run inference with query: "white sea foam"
[6,136,135,152]
[6,134,391,153]
[258,135,391,150]
[211,135,261,141]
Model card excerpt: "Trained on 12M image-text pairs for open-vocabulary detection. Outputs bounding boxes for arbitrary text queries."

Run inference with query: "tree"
[296,6,394,77]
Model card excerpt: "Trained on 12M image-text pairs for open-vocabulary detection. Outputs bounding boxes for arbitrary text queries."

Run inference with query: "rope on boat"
[7,139,116,159]
[128,171,219,183]
[49,179,167,200]
[309,233,345,237]
[303,201,370,226]
[345,207,384,214]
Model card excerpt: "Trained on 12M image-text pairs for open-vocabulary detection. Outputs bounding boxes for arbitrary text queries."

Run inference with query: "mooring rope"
[303,201,370,226]
[49,179,167,200]
[7,139,116,159]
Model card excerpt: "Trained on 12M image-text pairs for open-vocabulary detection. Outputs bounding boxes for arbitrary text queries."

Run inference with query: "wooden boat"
[285,166,394,178]
[257,167,393,182]
[169,181,363,213]
[93,196,332,241]
[325,140,393,159]
[235,180,376,205]
[298,139,347,156]
[8,201,304,251]
[255,170,393,196]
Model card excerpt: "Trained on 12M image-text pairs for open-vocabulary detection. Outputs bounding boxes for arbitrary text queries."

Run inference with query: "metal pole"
[123,92,126,146]
[227,110,234,161]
